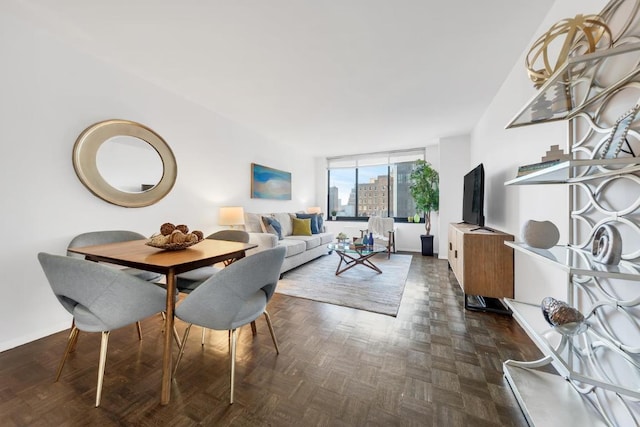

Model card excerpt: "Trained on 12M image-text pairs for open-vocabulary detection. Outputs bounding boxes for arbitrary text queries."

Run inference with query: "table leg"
[161,270,176,405]
[334,251,382,275]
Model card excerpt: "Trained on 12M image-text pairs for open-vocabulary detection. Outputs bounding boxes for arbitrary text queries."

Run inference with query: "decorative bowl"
[145,240,201,251]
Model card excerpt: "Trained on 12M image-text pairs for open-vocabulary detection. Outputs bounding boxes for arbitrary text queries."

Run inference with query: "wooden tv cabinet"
[447,223,514,313]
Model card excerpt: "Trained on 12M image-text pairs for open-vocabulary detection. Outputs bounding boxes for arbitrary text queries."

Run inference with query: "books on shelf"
[517,159,562,177]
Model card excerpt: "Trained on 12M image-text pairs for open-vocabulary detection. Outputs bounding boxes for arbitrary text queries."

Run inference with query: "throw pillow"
[316,214,324,232]
[262,216,283,240]
[296,213,320,234]
[291,217,312,236]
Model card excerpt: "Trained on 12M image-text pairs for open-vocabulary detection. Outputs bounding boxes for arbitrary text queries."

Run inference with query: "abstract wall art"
[251,163,291,200]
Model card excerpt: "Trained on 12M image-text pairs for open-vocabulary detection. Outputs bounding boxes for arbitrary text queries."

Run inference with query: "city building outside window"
[326,149,426,221]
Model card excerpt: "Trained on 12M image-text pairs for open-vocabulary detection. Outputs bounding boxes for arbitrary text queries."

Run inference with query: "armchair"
[361,216,396,258]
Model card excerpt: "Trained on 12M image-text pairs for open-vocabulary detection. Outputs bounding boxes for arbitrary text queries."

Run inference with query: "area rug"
[276,253,412,316]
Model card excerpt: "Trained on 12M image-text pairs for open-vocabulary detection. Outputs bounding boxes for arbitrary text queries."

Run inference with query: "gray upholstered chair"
[175,229,250,293]
[38,252,167,407]
[173,246,286,404]
[67,230,163,282]
[67,230,164,341]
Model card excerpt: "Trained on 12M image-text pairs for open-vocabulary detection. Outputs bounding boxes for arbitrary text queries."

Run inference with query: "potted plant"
[330,210,337,221]
[409,160,439,256]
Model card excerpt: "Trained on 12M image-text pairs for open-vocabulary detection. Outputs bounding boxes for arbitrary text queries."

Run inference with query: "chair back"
[368,217,394,236]
[206,230,250,243]
[38,252,166,332]
[67,230,147,257]
[176,246,286,330]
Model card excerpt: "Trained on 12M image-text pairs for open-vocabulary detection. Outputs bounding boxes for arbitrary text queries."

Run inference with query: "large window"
[327,149,425,221]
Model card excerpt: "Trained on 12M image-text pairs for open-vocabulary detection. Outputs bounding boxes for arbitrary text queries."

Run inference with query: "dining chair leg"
[263,311,280,354]
[173,324,192,377]
[69,319,79,352]
[250,321,257,336]
[230,328,238,404]
[136,321,143,340]
[95,331,110,407]
[201,327,206,346]
[55,326,79,382]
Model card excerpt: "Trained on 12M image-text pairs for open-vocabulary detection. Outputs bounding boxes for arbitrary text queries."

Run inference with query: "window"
[327,148,425,220]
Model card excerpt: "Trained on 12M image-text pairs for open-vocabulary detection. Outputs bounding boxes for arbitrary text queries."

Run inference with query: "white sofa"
[244,212,334,274]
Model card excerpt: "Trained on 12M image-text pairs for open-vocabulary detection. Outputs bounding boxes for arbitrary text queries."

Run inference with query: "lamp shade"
[219,206,245,226]
[307,206,322,214]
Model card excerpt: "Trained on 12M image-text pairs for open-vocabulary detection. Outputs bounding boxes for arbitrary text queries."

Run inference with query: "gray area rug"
[276,253,412,316]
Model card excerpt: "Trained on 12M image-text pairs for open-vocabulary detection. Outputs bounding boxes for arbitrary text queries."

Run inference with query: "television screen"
[462,163,485,227]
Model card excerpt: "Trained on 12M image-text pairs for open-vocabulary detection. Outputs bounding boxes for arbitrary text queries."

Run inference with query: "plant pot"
[420,234,434,256]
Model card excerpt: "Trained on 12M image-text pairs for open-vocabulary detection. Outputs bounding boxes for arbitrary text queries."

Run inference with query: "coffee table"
[327,242,387,275]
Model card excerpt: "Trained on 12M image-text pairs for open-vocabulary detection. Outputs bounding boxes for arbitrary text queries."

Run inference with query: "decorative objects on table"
[540,297,588,336]
[336,232,348,243]
[521,219,560,249]
[219,206,245,229]
[525,14,612,89]
[147,222,204,250]
[591,224,622,265]
[73,119,178,208]
[251,163,292,200]
[599,104,640,159]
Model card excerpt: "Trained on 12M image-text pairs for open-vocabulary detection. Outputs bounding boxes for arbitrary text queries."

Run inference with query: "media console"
[447,223,514,314]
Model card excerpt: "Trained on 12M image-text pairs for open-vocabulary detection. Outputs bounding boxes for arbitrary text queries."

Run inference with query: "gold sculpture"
[526,14,612,88]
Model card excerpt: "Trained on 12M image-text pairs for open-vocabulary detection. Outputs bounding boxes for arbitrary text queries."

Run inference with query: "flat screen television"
[462,163,485,227]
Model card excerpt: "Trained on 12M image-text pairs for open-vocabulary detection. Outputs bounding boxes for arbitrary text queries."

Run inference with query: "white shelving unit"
[503,2,640,424]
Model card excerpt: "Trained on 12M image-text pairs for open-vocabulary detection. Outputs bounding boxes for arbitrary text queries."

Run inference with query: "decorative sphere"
[521,220,560,249]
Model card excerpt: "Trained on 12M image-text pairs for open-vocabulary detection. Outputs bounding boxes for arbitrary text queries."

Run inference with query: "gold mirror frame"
[72,119,177,208]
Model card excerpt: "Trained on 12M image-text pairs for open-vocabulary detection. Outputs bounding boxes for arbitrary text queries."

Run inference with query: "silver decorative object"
[541,297,588,336]
[521,219,560,249]
[591,224,622,265]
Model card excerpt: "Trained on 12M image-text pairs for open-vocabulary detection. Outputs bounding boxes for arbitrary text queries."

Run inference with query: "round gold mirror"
[72,119,177,208]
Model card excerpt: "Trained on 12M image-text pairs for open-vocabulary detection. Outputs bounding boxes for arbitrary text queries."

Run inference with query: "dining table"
[67,238,257,405]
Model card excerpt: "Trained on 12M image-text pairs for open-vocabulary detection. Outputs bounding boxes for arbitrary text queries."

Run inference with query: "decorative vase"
[592,224,622,265]
[540,297,588,336]
[413,213,421,223]
[521,219,560,249]
[407,216,413,223]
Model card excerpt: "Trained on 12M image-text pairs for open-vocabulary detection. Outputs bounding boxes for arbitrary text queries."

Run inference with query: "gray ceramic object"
[521,220,560,249]
[592,224,622,265]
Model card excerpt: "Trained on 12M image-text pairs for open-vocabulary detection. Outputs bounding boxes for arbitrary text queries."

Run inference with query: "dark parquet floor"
[0,253,542,426]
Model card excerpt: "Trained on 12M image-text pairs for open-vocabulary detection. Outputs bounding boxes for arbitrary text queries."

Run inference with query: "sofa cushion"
[296,213,321,234]
[286,234,321,250]
[292,217,312,236]
[317,232,334,245]
[278,238,306,257]
[272,212,293,237]
[262,216,283,240]
[244,212,266,233]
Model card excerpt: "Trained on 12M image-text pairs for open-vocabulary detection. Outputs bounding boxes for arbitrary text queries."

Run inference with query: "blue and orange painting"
[251,163,291,200]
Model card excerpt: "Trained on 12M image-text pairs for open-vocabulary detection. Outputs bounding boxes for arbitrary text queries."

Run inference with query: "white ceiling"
[9,0,555,156]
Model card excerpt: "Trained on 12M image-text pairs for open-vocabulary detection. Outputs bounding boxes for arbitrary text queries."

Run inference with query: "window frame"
[326,148,426,223]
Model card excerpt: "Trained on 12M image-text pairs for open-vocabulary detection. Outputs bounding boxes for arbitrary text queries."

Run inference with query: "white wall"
[470,0,608,303]
[0,11,317,351]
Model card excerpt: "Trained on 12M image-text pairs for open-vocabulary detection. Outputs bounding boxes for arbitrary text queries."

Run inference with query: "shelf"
[505,242,640,281]
[507,42,640,128]
[503,298,640,399]
[503,364,608,427]
[504,158,640,186]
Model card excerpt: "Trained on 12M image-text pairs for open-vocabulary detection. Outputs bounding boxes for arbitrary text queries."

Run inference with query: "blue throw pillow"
[315,214,324,232]
[296,213,319,234]
[262,216,283,240]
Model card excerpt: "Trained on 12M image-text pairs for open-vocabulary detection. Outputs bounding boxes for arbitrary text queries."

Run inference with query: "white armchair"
[361,217,396,258]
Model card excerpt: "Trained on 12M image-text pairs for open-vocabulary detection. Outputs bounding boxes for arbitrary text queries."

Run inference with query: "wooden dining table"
[67,238,257,405]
